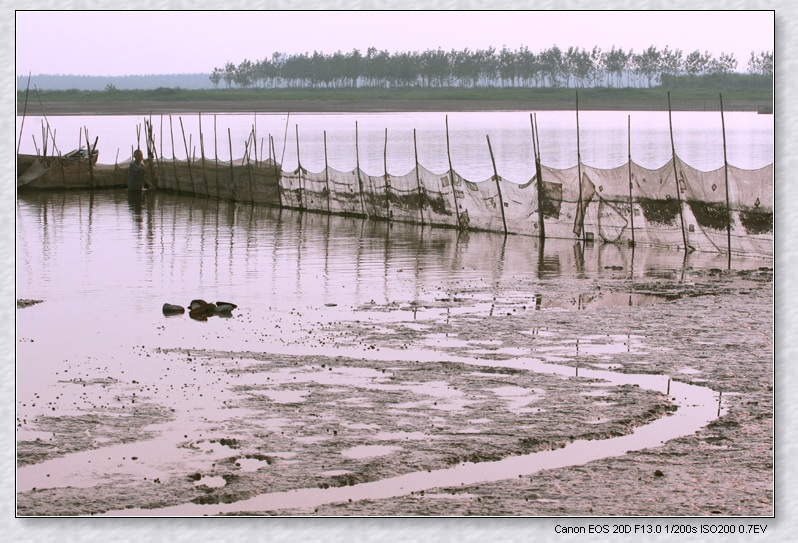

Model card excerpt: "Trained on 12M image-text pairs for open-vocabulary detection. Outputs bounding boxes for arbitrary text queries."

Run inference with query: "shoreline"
[19,98,770,116]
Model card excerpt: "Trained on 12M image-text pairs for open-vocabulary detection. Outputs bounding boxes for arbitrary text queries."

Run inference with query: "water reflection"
[16,190,766,312]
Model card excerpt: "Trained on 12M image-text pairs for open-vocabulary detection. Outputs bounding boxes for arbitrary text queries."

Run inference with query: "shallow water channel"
[15,190,772,516]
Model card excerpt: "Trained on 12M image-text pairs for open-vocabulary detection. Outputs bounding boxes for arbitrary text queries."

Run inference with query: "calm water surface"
[16,188,770,514]
[17,110,773,182]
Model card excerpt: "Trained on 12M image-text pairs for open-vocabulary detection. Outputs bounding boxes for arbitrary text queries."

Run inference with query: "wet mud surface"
[16,267,773,516]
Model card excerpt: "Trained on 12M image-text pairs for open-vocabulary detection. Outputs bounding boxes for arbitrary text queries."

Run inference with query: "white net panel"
[152,151,772,259]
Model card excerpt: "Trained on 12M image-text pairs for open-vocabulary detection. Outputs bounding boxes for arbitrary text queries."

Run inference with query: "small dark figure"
[128,149,154,191]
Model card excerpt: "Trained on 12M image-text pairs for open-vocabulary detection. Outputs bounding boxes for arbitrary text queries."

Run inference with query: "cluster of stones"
[162,300,238,321]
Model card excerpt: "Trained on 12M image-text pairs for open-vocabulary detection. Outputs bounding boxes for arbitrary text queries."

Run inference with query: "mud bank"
[15,268,773,516]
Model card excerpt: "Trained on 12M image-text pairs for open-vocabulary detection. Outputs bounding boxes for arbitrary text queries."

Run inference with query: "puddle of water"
[97,347,720,516]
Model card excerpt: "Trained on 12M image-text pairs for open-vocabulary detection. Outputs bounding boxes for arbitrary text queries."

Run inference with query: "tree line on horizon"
[210,45,774,90]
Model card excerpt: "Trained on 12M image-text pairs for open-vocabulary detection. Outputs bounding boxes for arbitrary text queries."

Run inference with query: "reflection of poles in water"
[573,240,586,278]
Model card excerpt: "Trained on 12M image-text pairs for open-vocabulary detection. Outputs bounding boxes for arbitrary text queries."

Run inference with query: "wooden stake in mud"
[214,115,220,199]
[530,113,545,241]
[228,127,236,199]
[575,91,585,241]
[486,134,508,236]
[667,92,691,254]
[246,130,255,204]
[355,121,367,217]
[179,117,196,193]
[144,117,159,188]
[169,115,180,193]
[295,124,304,210]
[720,93,733,269]
[445,115,462,229]
[384,127,391,219]
[84,127,95,188]
[199,113,209,195]
[323,130,331,212]
[627,115,636,248]
[160,114,164,164]
[413,128,425,226]
[271,135,282,207]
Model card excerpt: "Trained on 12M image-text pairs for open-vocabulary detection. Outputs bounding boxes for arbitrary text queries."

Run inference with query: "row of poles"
[18,74,740,266]
[142,90,737,267]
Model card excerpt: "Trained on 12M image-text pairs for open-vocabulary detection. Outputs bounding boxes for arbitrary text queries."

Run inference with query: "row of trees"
[210,46,774,90]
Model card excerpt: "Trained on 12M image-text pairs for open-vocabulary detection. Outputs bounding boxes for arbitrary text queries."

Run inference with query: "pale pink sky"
[16,10,774,76]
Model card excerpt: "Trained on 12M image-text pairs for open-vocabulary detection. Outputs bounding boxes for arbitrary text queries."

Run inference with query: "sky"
[15,9,775,77]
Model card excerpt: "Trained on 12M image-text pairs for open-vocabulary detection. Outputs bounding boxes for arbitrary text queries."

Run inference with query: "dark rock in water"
[654,469,665,477]
[189,299,208,311]
[215,301,237,310]
[162,303,185,315]
[189,301,217,320]
[215,303,236,313]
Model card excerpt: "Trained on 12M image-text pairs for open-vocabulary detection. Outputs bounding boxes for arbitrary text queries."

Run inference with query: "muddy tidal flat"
[16,266,773,517]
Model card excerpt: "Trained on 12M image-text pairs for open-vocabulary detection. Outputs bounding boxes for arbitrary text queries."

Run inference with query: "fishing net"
[152,152,773,259]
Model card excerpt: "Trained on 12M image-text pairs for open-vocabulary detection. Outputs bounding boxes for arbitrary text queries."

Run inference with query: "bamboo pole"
[253,112,259,166]
[295,124,304,210]
[228,127,235,200]
[445,115,462,229]
[280,111,290,166]
[159,114,164,164]
[384,127,391,219]
[413,128,425,226]
[214,115,220,199]
[17,72,32,156]
[355,121,366,217]
[486,135,508,235]
[179,116,196,192]
[144,117,158,188]
[575,91,585,240]
[667,92,691,254]
[84,127,95,188]
[627,115,636,247]
[530,113,545,241]
[271,135,282,207]
[720,93,732,268]
[199,113,209,195]
[169,115,179,193]
[323,130,331,212]
[246,130,255,204]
